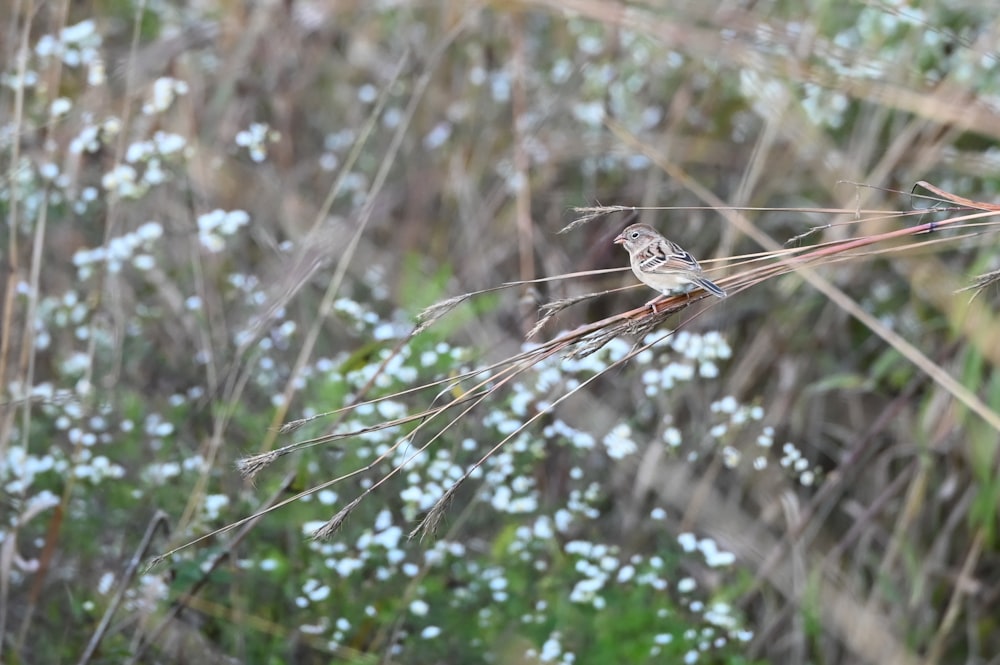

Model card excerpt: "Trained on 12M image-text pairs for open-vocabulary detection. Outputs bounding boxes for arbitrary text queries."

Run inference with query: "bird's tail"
[694,276,727,298]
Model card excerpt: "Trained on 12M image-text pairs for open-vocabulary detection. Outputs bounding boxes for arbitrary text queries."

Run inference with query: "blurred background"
[3,1,1000,663]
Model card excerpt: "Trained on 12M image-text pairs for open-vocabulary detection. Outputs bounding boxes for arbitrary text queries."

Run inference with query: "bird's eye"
[629,231,640,239]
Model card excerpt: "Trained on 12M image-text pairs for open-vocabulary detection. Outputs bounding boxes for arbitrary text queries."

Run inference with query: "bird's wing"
[637,240,702,274]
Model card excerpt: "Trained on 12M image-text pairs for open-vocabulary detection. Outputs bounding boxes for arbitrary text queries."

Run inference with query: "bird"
[613,223,726,305]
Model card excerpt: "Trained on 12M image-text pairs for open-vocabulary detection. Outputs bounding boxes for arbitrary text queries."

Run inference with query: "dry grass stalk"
[311,497,363,540]
[409,483,458,541]
[402,186,1000,543]
[255,184,1000,528]
[234,451,281,482]
[957,268,1000,297]
[156,183,1000,568]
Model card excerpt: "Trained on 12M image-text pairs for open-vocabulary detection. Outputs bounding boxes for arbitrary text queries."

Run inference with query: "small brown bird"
[613,223,726,300]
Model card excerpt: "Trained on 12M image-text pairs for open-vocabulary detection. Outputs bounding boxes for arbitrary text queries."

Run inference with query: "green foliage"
[5,1,1000,664]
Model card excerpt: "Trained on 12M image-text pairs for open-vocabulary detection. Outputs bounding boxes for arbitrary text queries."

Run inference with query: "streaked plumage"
[613,223,726,299]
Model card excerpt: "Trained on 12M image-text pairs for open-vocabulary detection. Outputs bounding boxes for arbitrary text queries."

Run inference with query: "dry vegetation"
[3,0,1000,663]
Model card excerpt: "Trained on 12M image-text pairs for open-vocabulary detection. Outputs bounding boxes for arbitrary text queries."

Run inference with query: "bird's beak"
[613,232,625,245]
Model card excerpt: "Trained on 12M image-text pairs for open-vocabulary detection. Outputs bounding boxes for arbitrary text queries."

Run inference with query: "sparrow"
[613,223,726,301]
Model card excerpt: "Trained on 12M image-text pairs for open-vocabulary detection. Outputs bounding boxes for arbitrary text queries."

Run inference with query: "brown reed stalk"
[172,182,1000,560]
